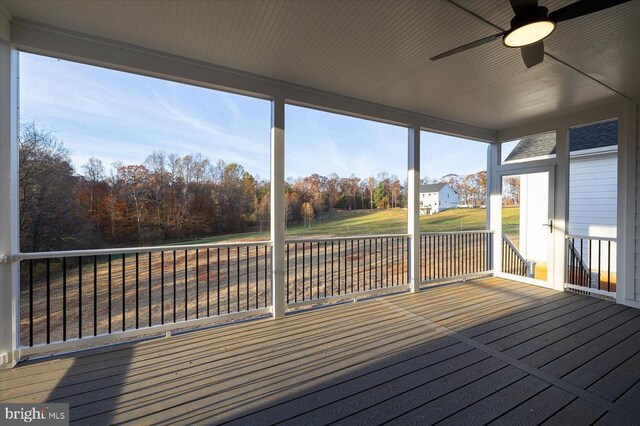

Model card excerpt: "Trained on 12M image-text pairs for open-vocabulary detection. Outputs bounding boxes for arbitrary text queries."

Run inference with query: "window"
[18,52,270,252]
[285,105,407,236]
[421,131,487,230]
[502,131,556,164]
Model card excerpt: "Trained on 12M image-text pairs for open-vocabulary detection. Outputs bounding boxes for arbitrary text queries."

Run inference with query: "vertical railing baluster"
[420,235,424,281]
[185,249,188,321]
[337,241,340,294]
[317,241,320,299]
[255,246,259,310]
[122,253,125,332]
[227,247,231,314]
[207,248,211,316]
[148,252,152,327]
[357,239,360,291]
[135,253,139,329]
[324,241,328,298]
[374,238,377,288]
[368,239,372,290]
[303,242,306,301]
[196,249,200,319]
[173,250,177,323]
[108,255,112,333]
[310,242,313,300]
[246,246,249,311]
[295,243,298,302]
[160,252,165,325]
[62,257,67,341]
[46,258,50,344]
[217,247,221,316]
[598,241,602,292]
[79,257,83,339]
[607,241,611,291]
[29,259,33,347]
[286,243,290,304]
[349,239,353,293]
[264,245,268,308]
[331,241,335,296]
[94,255,98,336]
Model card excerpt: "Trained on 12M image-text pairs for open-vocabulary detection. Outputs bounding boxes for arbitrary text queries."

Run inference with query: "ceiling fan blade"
[430,33,504,61]
[509,0,538,15]
[549,0,632,23]
[521,40,544,68]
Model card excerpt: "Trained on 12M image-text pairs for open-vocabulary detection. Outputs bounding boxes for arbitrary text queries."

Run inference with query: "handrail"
[16,240,271,260]
[284,234,410,243]
[421,230,493,236]
[502,235,526,264]
[502,234,528,277]
[17,231,495,260]
[565,234,616,242]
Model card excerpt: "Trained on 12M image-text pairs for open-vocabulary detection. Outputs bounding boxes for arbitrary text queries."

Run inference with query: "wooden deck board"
[2,277,640,425]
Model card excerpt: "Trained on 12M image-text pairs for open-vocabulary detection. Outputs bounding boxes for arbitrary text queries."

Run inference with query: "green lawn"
[180,207,520,244]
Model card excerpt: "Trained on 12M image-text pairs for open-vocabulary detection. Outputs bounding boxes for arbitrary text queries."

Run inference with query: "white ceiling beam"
[10,19,497,143]
[497,102,627,142]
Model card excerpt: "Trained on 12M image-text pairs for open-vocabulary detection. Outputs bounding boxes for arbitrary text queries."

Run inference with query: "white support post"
[618,100,637,305]
[270,97,286,319]
[553,126,570,292]
[408,126,420,292]
[0,33,20,368]
[487,143,502,274]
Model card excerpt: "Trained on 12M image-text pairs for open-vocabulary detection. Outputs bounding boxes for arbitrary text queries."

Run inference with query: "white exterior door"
[498,167,556,289]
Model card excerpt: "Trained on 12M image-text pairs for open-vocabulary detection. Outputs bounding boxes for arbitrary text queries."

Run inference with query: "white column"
[553,126,569,291]
[0,36,20,368]
[408,127,420,292]
[487,143,502,274]
[270,97,286,318]
[618,100,637,305]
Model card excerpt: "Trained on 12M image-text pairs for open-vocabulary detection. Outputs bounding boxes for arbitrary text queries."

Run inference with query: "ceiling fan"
[430,0,632,68]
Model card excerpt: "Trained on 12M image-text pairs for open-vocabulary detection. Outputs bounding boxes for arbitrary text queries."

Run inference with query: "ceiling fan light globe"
[503,20,556,47]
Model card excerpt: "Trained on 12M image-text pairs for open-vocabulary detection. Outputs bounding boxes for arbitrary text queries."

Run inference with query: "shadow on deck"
[2,277,640,425]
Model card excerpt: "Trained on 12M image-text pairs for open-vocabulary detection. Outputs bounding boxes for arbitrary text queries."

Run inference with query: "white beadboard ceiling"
[2,0,639,131]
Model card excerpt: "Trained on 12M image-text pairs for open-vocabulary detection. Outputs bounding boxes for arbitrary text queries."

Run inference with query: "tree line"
[19,124,487,252]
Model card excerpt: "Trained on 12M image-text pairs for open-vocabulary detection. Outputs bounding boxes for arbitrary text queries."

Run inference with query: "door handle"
[542,220,553,233]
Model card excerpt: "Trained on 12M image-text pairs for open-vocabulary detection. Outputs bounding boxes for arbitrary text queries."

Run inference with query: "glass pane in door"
[502,172,550,282]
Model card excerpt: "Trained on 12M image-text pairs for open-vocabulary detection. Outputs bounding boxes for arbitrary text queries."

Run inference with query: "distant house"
[505,120,618,272]
[419,183,458,215]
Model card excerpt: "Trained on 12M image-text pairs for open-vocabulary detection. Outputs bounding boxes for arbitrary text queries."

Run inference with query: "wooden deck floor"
[2,277,640,425]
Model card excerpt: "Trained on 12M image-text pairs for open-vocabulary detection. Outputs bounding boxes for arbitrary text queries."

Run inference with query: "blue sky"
[19,53,488,181]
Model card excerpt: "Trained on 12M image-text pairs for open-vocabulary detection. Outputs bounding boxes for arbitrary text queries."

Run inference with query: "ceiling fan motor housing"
[503,6,556,47]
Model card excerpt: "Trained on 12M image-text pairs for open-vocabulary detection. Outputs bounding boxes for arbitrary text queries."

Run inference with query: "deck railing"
[502,235,528,277]
[285,235,409,307]
[18,241,272,350]
[565,235,616,297]
[17,230,496,353]
[419,231,493,283]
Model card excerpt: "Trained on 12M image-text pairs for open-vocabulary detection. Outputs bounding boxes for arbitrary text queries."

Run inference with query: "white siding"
[568,152,618,275]
[568,153,617,238]
[439,186,459,211]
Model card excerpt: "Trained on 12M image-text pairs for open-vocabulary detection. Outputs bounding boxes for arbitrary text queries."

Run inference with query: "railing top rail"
[502,234,527,264]
[420,230,493,236]
[285,234,410,244]
[16,240,272,260]
[565,234,617,243]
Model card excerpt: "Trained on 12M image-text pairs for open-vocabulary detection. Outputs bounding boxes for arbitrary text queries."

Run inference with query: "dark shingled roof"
[505,120,618,162]
[420,183,447,193]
